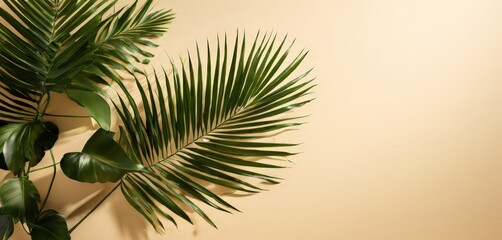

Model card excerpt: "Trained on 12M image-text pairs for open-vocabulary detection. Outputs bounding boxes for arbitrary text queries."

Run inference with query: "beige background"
[3,0,502,239]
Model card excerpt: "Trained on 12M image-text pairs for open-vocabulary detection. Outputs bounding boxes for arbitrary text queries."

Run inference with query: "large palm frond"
[0,0,173,123]
[114,32,315,231]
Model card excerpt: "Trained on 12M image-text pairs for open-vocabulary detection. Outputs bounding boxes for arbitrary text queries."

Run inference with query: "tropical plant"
[0,0,314,239]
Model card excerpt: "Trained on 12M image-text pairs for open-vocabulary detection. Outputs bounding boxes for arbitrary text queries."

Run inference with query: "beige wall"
[4,0,502,239]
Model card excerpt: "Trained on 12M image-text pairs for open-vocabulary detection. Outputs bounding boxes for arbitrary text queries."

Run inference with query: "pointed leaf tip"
[61,129,145,183]
[66,90,111,131]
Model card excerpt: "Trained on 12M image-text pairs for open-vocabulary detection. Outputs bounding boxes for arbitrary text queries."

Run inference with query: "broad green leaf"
[0,123,24,147]
[0,210,14,240]
[66,89,111,131]
[0,178,40,223]
[61,128,146,183]
[30,210,70,240]
[0,123,18,171]
[1,122,59,175]
[36,122,59,151]
[2,123,41,175]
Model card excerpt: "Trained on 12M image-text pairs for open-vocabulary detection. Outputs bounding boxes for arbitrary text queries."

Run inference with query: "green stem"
[34,92,50,122]
[39,150,57,213]
[150,113,235,169]
[44,113,92,118]
[39,92,50,121]
[69,184,120,233]
[30,162,60,173]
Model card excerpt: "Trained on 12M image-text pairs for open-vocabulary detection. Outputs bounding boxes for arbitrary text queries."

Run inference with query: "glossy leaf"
[1,122,59,175]
[66,89,111,130]
[61,128,146,183]
[0,209,14,240]
[30,210,71,240]
[0,123,24,146]
[0,123,22,171]
[0,178,40,223]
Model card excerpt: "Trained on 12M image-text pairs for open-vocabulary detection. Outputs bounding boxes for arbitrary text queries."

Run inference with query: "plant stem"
[44,113,92,118]
[30,162,60,173]
[40,92,50,121]
[150,112,235,169]
[34,92,50,122]
[69,184,120,233]
[39,150,57,213]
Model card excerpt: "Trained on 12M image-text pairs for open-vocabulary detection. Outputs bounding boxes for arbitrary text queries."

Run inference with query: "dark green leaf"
[1,122,59,174]
[115,32,313,230]
[0,178,40,223]
[36,122,59,150]
[66,89,111,131]
[2,123,40,174]
[30,210,70,240]
[0,210,14,240]
[61,129,146,183]
[0,123,24,147]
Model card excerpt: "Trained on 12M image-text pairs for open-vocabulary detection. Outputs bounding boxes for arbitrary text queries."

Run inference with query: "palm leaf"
[113,32,314,231]
[0,0,173,123]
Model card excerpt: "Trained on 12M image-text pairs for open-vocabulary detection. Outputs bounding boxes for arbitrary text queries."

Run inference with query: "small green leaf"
[0,178,40,223]
[30,210,70,240]
[0,210,14,240]
[61,128,146,183]
[66,89,111,131]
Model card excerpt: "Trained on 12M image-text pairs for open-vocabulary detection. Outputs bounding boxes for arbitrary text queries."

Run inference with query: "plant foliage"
[0,0,313,239]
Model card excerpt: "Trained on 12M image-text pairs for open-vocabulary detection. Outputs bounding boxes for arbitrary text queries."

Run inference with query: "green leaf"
[115,32,313,230]
[61,128,146,183]
[2,123,41,175]
[0,123,24,147]
[1,122,59,175]
[30,210,71,240]
[0,178,40,223]
[0,210,14,240]
[66,89,111,131]
[36,122,59,151]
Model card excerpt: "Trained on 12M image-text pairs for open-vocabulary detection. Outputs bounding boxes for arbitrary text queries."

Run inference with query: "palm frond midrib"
[151,104,247,167]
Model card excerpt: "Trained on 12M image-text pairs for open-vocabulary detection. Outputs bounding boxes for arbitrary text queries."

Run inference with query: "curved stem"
[39,92,51,122]
[69,184,120,233]
[44,113,92,118]
[34,92,50,122]
[39,150,57,213]
[29,162,60,173]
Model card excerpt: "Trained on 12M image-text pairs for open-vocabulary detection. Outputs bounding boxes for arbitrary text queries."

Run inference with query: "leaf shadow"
[108,191,150,240]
